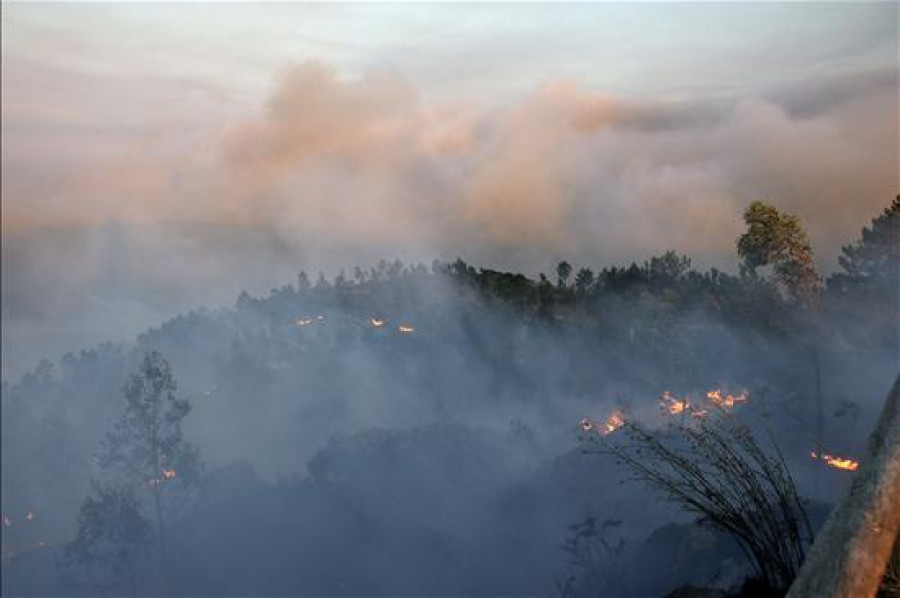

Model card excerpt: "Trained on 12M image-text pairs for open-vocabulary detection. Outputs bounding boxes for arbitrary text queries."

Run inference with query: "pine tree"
[737,200,820,310]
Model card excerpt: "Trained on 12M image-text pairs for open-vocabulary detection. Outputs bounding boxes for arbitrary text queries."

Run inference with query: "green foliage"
[826,196,900,353]
[834,196,900,286]
[737,200,820,308]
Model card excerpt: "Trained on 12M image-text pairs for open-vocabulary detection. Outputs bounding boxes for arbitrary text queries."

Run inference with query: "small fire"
[316,314,325,321]
[149,469,178,486]
[660,391,693,416]
[602,412,625,435]
[707,389,748,409]
[294,317,314,327]
[369,318,386,328]
[2,515,11,527]
[398,324,415,334]
[580,412,625,437]
[811,451,859,472]
[25,511,34,523]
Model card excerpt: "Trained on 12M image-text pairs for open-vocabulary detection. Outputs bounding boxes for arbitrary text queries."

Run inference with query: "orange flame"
[811,451,859,472]
[162,469,177,480]
[580,412,625,436]
[706,389,748,409]
[398,324,415,334]
[660,391,692,415]
[602,412,625,435]
[369,318,385,328]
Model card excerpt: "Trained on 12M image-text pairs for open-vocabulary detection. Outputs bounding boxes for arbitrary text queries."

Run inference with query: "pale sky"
[2,2,898,376]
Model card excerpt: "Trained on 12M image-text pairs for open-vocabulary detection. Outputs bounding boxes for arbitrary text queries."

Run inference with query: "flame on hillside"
[148,469,178,486]
[660,391,706,417]
[707,389,748,409]
[580,411,625,437]
[369,318,386,328]
[660,391,689,415]
[398,324,415,334]
[811,451,859,472]
[660,388,749,418]
[602,412,625,435]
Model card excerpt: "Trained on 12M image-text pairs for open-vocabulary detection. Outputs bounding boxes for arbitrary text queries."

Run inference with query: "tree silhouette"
[584,413,812,593]
[297,271,311,291]
[827,196,900,357]
[99,351,199,588]
[557,261,573,288]
[574,268,595,293]
[64,484,150,597]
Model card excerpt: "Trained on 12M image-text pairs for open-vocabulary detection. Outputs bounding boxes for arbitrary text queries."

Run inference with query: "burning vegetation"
[810,451,860,472]
[659,388,748,419]
[579,411,626,437]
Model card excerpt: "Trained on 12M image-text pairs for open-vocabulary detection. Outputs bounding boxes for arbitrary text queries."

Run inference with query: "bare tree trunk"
[786,375,900,598]
[154,487,167,594]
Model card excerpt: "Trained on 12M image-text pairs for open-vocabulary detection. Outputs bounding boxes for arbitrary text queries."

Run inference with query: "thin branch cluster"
[584,412,813,591]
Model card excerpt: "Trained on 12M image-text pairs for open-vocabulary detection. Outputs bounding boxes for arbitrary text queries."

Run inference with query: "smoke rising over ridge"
[4,53,897,375]
[0,3,896,383]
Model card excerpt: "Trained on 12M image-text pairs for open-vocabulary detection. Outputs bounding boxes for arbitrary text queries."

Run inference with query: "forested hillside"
[2,198,897,596]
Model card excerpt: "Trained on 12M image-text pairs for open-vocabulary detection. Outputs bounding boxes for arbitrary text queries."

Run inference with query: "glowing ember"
[811,451,859,472]
[580,412,625,437]
[149,469,178,486]
[706,389,749,409]
[660,391,691,415]
[369,318,386,328]
[25,511,34,523]
[601,412,625,435]
[398,324,415,334]
[294,317,314,327]
[2,515,10,527]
